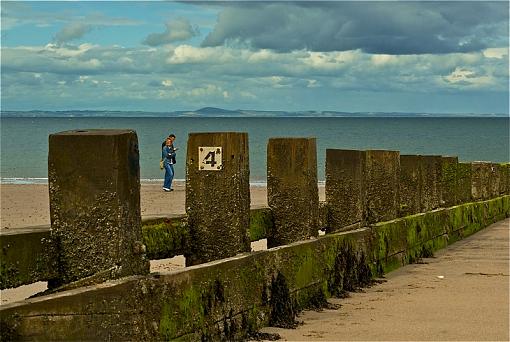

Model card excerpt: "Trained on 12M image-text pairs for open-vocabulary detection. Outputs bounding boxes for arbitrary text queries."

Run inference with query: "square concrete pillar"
[471,161,491,200]
[267,138,319,247]
[399,155,422,216]
[185,132,250,266]
[441,156,458,207]
[489,163,501,198]
[421,155,442,211]
[325,149,365,232]
[498,163,510,195]
[48,129,149,286]
[456,162,472,203]
[364,150,400,224]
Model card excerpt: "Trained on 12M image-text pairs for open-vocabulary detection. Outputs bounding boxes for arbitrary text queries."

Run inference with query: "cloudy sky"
[1,1,508,114]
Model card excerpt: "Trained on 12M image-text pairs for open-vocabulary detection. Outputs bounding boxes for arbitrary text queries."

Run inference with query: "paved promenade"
[260,219,510,341]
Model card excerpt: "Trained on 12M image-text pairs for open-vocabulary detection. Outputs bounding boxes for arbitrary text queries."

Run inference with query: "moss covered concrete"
[142,217,188,260]
[249,208,274,242]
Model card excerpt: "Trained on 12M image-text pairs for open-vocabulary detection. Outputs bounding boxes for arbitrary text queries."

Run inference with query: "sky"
[1,1,509,114]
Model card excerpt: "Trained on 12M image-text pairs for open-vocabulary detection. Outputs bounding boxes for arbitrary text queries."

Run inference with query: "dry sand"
[1,184,508,341]
[2,182,317,229]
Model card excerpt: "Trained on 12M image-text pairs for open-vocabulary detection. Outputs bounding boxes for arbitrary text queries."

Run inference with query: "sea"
[1,116,509,184]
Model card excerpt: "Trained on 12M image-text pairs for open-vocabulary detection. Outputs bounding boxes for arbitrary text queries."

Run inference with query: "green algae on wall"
[143,218,188,260]
[249,208,273,242]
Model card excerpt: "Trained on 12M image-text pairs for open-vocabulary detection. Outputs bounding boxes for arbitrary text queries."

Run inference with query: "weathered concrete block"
[325,149,365,232]
[498,163,510,195]
[0,226,56,290]
[267,138,319,247]
[185,132,250,266]
[48,129,149,286]
[441,156,458,207]
[364,150,400,223]
[399,155,422,216]
[471,161,491,200]
[489,163,501,198]
[456,162,472,203]
[421,155,442,211]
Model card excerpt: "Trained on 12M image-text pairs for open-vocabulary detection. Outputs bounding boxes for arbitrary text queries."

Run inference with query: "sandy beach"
[2,182,317,229]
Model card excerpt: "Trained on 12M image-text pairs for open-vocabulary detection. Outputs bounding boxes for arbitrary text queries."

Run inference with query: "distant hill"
[1,108,508,118]
[196,107,240,114]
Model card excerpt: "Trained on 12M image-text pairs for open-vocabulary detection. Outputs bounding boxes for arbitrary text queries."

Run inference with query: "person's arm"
[164,146,175,159]
[162,146,169,160]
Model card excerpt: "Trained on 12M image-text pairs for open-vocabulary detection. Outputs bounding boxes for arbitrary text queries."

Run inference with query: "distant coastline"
[1,107,508,118]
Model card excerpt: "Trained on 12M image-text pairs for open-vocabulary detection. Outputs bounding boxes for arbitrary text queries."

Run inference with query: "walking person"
[162,134,178,192]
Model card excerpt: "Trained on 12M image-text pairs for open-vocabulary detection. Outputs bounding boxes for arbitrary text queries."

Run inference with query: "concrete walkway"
[259,218,510,341]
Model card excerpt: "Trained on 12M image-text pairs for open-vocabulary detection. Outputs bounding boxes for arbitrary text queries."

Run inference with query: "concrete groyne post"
[325,149,365,232]
[267,138,319,247]
[498,163,510,195]
[364,150,400,224]
[456,162,473,203]
[399,155,422,216]
[441,156,458,207]
[421,155,442,211]
[490,163,501,198]
[48,129,149,286]
[185,132,250,266]
[471,161,491,200]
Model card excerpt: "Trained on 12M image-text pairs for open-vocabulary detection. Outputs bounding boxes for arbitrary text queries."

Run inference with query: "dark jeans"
[163,163,174,189]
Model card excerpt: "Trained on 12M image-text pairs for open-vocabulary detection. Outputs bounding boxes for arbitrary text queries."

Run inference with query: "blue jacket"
[162,145,177,164]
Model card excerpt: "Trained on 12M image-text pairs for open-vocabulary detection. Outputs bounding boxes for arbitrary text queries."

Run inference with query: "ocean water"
[1,117,508,183]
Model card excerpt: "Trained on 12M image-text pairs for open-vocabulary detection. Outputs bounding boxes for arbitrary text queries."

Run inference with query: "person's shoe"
[163,187,171,192]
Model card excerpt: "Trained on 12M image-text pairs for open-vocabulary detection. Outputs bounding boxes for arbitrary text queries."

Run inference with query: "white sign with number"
[199,147,223,170]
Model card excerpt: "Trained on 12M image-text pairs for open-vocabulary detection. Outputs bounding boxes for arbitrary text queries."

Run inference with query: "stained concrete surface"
[259,218,509,341]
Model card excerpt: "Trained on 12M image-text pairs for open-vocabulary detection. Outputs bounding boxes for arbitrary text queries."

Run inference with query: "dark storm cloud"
[201,2,509,54]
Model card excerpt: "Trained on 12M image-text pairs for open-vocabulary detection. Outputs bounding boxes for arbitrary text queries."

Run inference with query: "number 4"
[204,151,217,167]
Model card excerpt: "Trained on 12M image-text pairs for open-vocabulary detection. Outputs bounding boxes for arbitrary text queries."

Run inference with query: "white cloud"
[483,47,508,59]
[161,79,174,87]
[188,84,224,97]
[307,79,320,88]
[442,67,495,88]
[371,54,398,66]
[1,42,508,111]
